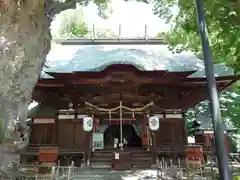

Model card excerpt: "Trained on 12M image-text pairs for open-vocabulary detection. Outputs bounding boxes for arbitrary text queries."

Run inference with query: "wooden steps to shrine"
[90,151,113,169]
[131,151,153,169]
[90,149,154,170]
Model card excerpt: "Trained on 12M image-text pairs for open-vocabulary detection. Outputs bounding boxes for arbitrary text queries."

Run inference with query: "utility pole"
[194,0,232,179]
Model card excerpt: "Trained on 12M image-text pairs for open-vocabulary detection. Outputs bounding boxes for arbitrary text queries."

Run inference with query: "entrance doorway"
[104,124,142,149]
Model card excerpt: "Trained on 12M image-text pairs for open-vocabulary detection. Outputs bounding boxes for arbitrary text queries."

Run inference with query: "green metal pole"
[194,0,232,179]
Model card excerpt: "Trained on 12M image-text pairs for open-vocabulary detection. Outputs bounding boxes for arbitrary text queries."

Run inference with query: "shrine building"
[22,45,239,169]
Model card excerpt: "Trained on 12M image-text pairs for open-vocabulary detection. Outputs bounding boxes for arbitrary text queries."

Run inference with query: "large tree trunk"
[0,0,51,170]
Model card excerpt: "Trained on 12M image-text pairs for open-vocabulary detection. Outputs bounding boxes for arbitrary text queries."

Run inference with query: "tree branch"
[45,0,85,18]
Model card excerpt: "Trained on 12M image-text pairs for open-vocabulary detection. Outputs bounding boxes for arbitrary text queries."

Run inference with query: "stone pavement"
[73,169,162,180]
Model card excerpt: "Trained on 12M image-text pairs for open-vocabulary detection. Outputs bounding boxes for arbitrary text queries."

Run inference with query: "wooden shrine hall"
[22,63,239,169]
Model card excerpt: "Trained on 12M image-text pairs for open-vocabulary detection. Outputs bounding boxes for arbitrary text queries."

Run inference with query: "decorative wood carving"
[33,117,55,124]
[32,64,237,111]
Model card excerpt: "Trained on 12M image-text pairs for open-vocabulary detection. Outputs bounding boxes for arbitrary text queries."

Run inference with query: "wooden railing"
[54,24,166,45]
[16,161,75,180]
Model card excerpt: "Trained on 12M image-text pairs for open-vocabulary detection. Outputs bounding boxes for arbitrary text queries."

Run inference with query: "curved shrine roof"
[42,45,235,79]
[35,44,239,111]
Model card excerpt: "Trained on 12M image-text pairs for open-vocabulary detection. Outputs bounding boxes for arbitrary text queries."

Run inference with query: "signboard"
[83,117,93,132]
[149,116,160,131]
[92,133,104,150]
[114,153,119,159]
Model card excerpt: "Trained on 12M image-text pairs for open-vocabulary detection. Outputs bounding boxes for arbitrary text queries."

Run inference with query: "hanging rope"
[85,101,154,112]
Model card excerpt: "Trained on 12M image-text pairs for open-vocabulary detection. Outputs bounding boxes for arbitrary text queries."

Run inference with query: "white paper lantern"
[149,116,160,131]
[83,117,93,132]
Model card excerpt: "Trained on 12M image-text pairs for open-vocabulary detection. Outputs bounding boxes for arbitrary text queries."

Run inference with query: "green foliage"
[78,1,89,6]
[0,120,3,143]
[155,32,166,39]
[96,3,110,19]
[70,21,88,36]
[233,176,240,180]
[52,6,117,38]
[151,0,240,137]
[51,8,89,38]
[96,0,113,20]
[220,89,240,128]
[185,87,240,132]
[52,1,117,38]
[228,133,240,152]
[153,0,240,73]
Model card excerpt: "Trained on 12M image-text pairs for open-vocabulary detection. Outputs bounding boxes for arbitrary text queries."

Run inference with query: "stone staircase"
[131,150,153,169]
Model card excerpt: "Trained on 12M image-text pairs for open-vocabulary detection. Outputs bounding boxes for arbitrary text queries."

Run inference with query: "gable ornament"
[83,116,93,132]
[148,116,160,131]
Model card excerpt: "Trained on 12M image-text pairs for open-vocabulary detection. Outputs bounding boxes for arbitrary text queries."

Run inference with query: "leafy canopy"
[51,8,89,38]
[185,90,240,129]
[51,3,117,39]
[151,0,240,129]
[153,0,240,73]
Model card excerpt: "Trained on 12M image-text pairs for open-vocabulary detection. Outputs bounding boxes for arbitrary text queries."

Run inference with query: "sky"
[83,0,171,36]
[52,0,171,38]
